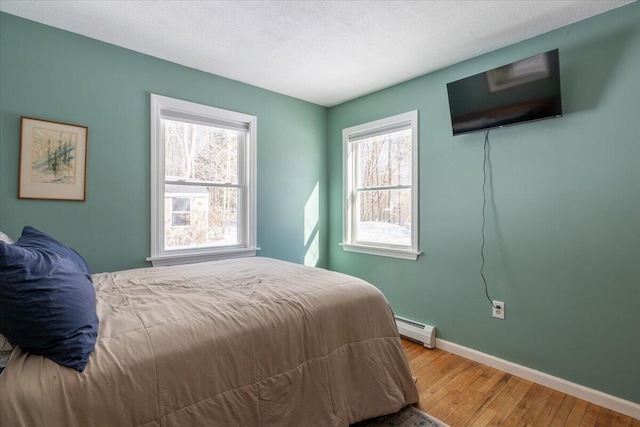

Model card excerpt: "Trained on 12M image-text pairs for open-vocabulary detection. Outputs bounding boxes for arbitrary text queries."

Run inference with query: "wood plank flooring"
[401,339,639,426]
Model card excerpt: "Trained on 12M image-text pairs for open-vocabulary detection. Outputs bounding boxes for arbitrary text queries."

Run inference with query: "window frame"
[342,110,420,260]
[148,94,258,266]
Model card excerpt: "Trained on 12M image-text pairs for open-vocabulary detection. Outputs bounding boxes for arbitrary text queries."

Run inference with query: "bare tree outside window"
[356,129,412,246]
[163,120,240,249]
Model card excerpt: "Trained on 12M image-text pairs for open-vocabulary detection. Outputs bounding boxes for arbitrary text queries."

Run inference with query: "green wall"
[327,4,640,403]
[1,4,639,406]
[0,13,328,272]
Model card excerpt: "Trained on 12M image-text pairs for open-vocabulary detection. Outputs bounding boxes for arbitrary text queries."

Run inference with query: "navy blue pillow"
[0,227,98,371]
[17,226,91,275]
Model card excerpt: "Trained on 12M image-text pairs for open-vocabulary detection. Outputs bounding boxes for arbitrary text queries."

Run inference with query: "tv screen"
[447,49,562,135]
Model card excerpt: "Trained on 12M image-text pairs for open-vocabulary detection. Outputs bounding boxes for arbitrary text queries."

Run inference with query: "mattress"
[0,257,418,426]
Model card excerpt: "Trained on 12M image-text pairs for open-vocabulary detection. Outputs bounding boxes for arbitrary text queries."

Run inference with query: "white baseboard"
[435,338,640,420]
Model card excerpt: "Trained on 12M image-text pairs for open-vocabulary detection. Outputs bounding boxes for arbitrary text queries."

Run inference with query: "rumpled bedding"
[0,257,418,426]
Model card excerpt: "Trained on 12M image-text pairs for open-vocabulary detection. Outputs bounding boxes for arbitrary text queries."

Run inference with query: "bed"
[0,256,418,426]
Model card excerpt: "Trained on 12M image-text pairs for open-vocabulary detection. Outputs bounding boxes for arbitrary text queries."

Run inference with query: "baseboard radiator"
[395,316,436,349]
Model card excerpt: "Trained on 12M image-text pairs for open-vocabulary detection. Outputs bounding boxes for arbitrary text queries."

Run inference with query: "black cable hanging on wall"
[481,130,496,309]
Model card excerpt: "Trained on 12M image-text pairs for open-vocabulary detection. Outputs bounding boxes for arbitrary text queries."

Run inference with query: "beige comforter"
[0,257,418,426]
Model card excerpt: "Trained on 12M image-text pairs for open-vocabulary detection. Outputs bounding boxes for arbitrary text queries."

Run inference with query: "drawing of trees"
[30,127,77,184]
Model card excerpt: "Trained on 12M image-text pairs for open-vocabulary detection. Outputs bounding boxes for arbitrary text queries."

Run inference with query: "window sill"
[146,247,260,267]
[340,243,420,260]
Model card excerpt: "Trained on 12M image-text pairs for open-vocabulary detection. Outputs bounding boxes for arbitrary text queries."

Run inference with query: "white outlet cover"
[492,300,505,320]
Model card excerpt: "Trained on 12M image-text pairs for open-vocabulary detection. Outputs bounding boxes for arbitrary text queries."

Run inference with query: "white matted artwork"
[19,117,88,201]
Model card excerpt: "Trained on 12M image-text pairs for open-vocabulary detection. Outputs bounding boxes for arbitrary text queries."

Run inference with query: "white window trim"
[342,110,420,260]
[147,94,259,266]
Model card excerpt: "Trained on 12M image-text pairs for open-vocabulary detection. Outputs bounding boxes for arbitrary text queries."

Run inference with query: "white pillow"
[0,231,14,244]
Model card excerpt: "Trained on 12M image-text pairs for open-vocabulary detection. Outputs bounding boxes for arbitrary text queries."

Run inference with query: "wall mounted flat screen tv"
[447,49,562,135]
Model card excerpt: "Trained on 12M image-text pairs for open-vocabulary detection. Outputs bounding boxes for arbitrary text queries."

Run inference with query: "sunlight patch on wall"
[304,232,319,267]
[304,182,320,266]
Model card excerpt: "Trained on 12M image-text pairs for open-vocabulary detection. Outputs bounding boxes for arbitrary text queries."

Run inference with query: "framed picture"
[19,117,88,201]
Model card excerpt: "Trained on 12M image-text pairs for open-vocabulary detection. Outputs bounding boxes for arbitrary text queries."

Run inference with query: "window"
[170,197,191,226]
[148,94,258,266]
[342,111,419,260]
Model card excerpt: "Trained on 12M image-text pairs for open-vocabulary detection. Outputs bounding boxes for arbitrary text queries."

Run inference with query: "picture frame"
[19,116,88,201]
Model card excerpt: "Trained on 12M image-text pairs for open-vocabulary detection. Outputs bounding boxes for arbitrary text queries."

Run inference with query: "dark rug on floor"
[353,405,449,427]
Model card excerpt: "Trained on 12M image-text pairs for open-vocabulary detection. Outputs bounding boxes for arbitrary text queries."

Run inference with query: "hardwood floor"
[401,339,639,427]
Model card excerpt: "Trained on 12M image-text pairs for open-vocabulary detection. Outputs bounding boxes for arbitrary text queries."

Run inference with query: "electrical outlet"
[492,300,505,319]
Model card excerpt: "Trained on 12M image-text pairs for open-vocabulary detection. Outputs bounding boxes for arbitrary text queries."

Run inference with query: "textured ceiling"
[0,1,633,106]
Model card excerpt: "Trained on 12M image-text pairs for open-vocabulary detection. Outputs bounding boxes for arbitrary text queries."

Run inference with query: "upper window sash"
[162,139,245,187]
